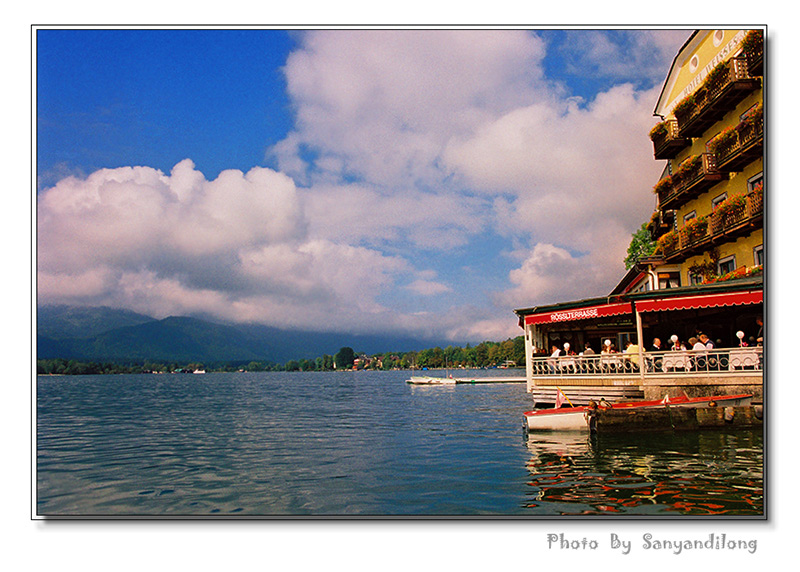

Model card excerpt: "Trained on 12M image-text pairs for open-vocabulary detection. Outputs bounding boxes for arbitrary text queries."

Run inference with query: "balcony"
[674,57,761,138]
[711,109,764,173]
[657,153,724,211]
[677,217,711,257]
[657,218,710,260]
[647,209,675,241]
[709,191,763,240]
[650,119,692,160]
[659,191,763,262]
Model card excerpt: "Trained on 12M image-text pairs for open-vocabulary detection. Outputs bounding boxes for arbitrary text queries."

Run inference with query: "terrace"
[527,347,762,404]
[530,347,761,378]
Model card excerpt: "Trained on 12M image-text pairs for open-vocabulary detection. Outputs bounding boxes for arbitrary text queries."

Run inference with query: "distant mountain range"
[36,305,451,364]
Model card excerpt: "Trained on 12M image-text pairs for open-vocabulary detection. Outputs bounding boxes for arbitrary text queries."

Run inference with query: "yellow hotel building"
[648,29,763,287]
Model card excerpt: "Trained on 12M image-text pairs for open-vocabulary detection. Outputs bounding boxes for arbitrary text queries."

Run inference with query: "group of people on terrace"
[538,319,763,375]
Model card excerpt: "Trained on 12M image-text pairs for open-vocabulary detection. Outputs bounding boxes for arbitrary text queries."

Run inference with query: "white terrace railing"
[529,347,762,378]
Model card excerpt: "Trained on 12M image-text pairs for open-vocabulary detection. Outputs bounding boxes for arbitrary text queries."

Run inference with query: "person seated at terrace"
[699,333,720,370]
[646,338,663,372]
[580,342,596,373]
[670,336,687,351]
[689,336,708,370]
[561,342,577,373]
[547,345,561,373]
[624,341,640,371]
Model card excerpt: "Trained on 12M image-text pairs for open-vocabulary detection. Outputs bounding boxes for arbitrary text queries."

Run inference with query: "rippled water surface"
[37,371,763,516]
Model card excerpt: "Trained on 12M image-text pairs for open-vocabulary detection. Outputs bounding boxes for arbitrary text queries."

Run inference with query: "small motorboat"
[523,393,753,431]
[406,375,456,385]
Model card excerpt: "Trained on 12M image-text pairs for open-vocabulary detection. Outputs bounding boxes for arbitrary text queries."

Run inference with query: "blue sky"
[36,27,692,342]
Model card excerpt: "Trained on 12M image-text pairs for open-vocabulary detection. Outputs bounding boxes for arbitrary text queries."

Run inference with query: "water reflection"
[523,430,763,516]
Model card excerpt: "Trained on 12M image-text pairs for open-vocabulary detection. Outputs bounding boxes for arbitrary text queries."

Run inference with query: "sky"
[36,27,693,343]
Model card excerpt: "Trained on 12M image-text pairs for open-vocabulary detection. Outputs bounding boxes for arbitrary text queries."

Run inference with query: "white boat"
[406,375,456,385]
[523,393,753,431]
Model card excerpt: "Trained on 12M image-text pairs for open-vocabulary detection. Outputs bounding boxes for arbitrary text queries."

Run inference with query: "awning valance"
[634,290,762,313]
[524,301,633,326]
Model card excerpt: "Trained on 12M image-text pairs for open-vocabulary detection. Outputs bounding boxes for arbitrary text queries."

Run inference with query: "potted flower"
[649,121,669,142]
[740,30,763,72]
[672,154,702,186]
[737,103,763,140]
[707,126,738,158]
[714,193,747,219]
[682,216,708,243]
[652,176,672,196]
[673,93,697,123]
[702,60,731,94]
[656,230,679,254]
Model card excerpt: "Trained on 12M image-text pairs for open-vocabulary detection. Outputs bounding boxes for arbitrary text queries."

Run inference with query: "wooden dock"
[451,376,526,384]
[589,404,763,434]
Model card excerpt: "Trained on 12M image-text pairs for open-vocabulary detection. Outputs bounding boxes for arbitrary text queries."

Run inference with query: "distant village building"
[513,29,764,402]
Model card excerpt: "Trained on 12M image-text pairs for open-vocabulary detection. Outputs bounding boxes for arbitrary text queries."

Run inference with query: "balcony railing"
[529,347,762,379]
[674,57,761,138]
[651,119,691,160]
[712,112,764,172]
[677,217,710,254]
[657,153,723,210]
[709,191,763,237]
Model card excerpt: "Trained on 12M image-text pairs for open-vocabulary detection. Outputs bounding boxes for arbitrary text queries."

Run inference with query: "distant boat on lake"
[406,375,456,385]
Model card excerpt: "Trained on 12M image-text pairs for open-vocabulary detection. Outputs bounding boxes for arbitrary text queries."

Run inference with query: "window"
[683,210,697,224]
[718,255,736,275]
[754,245,763,266]
[688,270,704,285]
[658,272,681,289]
[741,104,761,122]
[748,173,763,192]
[712,192,727,210]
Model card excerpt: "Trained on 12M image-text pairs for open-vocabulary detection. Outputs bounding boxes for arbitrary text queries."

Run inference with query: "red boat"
[523,393,754,431]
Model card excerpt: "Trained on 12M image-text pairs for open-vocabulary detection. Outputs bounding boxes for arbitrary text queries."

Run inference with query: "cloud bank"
[37,29,689,341]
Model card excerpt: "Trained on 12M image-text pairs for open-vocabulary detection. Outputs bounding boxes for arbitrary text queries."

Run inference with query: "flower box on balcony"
[714,104,763,171]
[650,119,691,159]
[681,216,709,246]
[710,194,747,234]
[668,153,723,206]
[741,29,763,77]
[708,127,738,158]
[703,264,762,285]
[657,230,679,257]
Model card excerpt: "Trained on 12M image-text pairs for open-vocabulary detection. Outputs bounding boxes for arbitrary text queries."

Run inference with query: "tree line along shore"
[37,336,527,375]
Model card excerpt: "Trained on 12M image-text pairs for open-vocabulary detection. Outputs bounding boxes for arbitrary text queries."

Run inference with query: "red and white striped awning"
[524,301,632,326]
[634,290,762,312]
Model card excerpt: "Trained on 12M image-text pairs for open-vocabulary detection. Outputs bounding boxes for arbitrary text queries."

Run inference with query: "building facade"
[648,29,763,289]
[513,29,764,402]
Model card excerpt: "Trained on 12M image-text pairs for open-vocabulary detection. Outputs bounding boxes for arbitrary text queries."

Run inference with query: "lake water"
[36,370,763,517]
